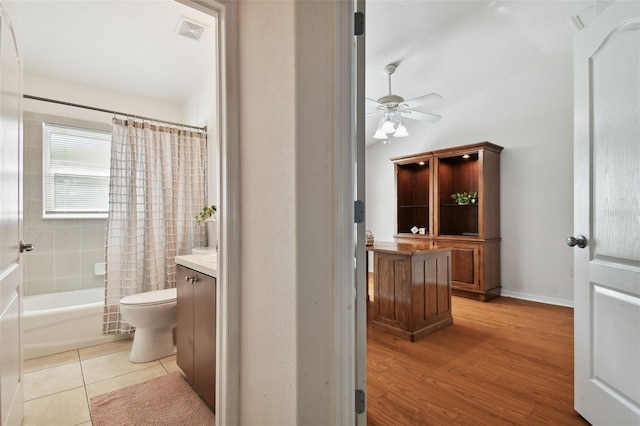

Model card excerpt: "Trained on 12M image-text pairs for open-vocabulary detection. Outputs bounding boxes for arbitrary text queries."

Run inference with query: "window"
[43,123,111,218]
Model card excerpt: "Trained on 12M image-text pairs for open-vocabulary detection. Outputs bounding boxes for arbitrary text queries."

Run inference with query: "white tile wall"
[23,112,110,296]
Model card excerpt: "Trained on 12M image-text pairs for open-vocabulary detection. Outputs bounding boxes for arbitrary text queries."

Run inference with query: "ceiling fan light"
[393,123,409,137]
[373,128,388,139]
[380,117,396,133]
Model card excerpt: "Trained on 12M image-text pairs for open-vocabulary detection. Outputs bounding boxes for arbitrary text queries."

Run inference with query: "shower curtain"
[104,118,207,333]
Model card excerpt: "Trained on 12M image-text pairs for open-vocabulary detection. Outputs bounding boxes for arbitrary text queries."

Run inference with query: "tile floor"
[23,338,180,426]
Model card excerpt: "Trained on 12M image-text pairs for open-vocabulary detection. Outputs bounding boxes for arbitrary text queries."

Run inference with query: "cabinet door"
[193,273,216,410]
[176,265,194,384]
[374,253,410,329]
[411,251,451,331]
[436,240,480,289]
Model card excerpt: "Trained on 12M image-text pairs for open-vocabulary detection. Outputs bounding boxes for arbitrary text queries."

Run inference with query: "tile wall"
[23,112,112,296]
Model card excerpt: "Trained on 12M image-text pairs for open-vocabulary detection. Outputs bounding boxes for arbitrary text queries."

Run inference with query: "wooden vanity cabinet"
[392,142,503,301]
[176,264,216,410]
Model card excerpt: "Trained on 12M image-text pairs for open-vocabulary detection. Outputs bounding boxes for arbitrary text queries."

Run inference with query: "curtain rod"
[23,94,207,132]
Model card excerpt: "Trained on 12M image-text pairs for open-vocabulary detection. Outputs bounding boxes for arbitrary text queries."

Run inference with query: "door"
[0,5,23,426]
[572,1,640,424]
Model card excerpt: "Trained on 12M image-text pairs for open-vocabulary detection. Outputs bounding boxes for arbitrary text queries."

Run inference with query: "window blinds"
[42,123,111,218]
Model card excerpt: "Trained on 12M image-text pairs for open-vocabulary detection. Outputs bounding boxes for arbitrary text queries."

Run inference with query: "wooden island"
[370,242,452,341]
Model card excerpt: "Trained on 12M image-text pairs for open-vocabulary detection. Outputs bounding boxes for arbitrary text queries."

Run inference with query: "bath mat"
[90,371,215,426]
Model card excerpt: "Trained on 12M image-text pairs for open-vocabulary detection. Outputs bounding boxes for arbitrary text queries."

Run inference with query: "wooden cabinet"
[396,153,432,236]
[176,264,216,410]
[392,142,503,301]
[372,243,452,341]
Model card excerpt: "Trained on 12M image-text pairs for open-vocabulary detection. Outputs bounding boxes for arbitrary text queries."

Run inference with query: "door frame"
[177,0,240,424]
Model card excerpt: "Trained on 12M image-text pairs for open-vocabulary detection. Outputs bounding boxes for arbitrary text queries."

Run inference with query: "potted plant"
[450,191,478,205]
[195,205,218,249]
[195,205,217,224]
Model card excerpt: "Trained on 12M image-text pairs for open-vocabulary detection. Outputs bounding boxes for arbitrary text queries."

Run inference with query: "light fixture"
[393,121,409,138]
[374,111,410,140]
[373,128,388,139]
[462,154,470,159]
[380,114,396,134]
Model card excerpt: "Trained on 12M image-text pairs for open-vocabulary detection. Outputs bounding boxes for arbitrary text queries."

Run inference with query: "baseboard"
[499,290,574,308]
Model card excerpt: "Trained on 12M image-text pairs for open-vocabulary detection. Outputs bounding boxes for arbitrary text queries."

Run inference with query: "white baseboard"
[499,290,574,308]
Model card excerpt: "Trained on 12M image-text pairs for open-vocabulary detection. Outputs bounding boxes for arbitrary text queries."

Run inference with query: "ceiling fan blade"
[401,93,443,109]
[366,97,384,107]
[400,110,442,123]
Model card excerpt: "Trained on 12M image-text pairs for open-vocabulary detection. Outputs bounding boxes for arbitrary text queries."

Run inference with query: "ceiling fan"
[367,64,443,140]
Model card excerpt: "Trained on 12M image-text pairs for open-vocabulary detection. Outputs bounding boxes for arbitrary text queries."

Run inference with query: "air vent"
[176,16,207,41]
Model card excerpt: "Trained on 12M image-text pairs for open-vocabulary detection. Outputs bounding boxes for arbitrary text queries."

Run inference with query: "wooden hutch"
[391,141,503,301]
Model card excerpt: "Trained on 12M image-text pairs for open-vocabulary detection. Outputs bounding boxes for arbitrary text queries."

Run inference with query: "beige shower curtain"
[104,118,207,333]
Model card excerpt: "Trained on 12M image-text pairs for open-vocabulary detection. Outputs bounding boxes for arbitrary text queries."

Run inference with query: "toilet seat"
[120,288,177,306]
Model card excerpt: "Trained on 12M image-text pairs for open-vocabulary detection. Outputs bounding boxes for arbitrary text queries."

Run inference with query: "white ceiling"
[365,0,593,143]
[10,0,216,106]
[10,0,592,131]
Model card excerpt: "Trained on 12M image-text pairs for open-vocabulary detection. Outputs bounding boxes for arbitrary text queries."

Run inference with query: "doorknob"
[20,240,35,253]
[566,235,587,249]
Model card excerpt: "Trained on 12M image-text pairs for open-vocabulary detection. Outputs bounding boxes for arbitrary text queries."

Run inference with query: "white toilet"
[119,288,177,363]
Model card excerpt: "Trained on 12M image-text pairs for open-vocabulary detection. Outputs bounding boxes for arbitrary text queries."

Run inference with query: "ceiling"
[10,0,592,133]
[365,0,594,143]
[10,0,216,106]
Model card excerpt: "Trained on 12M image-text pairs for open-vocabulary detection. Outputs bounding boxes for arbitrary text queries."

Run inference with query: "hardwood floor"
[367,295,590,425]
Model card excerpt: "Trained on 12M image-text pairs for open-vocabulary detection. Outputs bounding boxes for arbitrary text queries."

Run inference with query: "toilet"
[119,288,177,363]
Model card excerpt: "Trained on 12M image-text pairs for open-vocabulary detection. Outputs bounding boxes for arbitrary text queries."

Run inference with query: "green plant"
[195,205,217,224]
[450,191,478,204]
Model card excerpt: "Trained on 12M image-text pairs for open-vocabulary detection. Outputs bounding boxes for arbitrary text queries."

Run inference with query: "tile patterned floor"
[23,339,179,426]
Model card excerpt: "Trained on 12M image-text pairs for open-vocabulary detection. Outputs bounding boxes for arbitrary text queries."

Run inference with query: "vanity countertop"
[175,254,217,278]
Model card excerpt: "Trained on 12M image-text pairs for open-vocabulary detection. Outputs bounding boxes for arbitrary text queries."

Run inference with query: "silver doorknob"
[566,235,587,249]
[20,240,35,253]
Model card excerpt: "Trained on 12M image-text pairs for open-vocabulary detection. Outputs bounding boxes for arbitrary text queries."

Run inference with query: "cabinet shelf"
[391,141,503,302]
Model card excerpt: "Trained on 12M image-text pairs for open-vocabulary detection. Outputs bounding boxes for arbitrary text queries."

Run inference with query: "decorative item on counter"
[418,228,426,235]
[450,191,478,205]
[365,230,374,246]
[195,205,217,224]
[411,225,419,234]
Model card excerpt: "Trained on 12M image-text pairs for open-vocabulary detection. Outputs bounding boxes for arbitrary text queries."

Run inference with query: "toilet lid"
[120,288,177,306]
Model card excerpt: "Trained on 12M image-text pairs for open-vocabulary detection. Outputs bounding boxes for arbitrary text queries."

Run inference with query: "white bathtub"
[23,288,130,359]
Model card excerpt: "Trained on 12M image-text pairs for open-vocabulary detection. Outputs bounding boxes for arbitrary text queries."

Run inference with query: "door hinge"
[355,389,365,414]
[354,200,365,224]
[354,12,364,36]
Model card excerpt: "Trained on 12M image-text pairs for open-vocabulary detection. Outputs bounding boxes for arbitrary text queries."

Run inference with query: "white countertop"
[175,254,217,278]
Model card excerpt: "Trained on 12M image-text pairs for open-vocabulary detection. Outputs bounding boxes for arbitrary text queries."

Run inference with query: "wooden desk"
[369,242,452,341]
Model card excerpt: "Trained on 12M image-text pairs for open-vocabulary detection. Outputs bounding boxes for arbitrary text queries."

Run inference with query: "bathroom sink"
[201,254,217,263]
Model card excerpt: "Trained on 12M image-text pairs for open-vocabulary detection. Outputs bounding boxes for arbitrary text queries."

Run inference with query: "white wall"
[366,52,575,306]
[237,1,338,424]
[23,74,183,123]
[183,51,218,208]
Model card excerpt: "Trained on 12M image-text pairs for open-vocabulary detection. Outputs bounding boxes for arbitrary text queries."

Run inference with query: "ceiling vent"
[176,16,207,41]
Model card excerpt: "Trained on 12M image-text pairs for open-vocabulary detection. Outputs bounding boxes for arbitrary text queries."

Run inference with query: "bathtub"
[23,287,130,359]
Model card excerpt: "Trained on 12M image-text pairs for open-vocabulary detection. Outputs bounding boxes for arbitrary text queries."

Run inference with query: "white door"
[0,5,24,426]
[572,1,640,424]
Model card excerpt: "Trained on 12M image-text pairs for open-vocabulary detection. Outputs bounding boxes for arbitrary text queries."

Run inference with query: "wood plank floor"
[367,295,591,425]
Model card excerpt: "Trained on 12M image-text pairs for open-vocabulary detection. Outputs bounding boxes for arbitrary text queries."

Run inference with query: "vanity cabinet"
[392,142,503,301]
[176,264,216,410]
